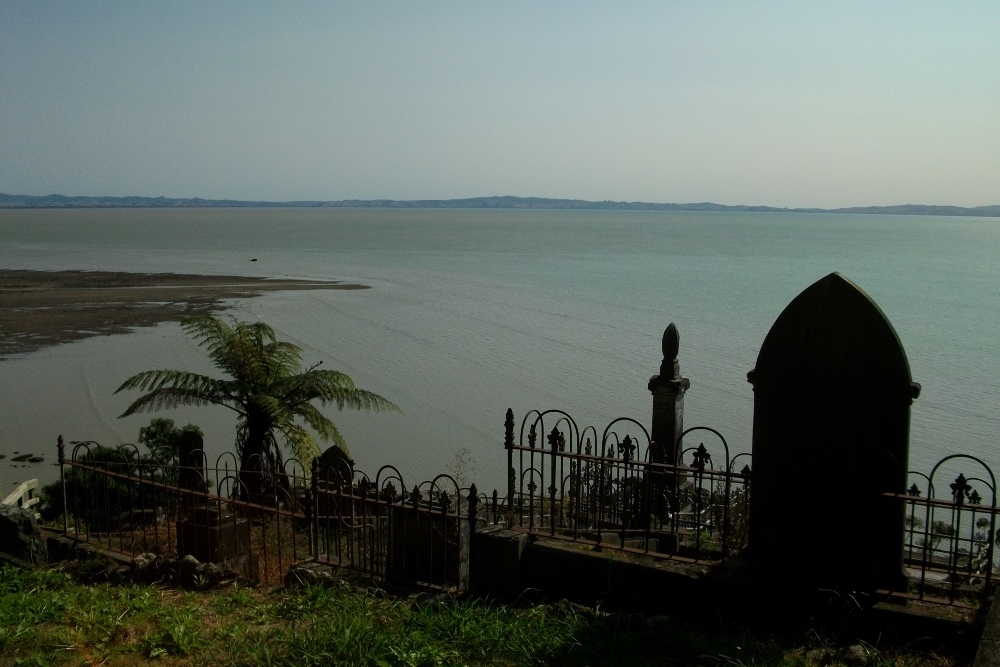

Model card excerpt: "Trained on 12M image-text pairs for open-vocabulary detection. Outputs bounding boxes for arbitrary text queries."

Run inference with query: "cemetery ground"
[0,559,961,667]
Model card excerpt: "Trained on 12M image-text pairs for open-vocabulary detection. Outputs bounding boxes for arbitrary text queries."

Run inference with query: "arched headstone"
[316,444,354,485]
[746,273,920,591]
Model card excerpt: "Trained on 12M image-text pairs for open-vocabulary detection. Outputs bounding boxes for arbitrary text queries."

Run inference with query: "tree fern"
[115,315,399,494]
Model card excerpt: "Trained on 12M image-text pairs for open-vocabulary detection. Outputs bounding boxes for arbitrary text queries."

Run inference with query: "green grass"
[0,564,959,667]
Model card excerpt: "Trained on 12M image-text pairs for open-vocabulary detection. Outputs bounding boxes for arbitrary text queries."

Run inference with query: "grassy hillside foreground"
[0,562,959,667]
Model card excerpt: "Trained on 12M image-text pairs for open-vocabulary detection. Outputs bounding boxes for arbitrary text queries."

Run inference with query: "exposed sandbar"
[0,269,368,358]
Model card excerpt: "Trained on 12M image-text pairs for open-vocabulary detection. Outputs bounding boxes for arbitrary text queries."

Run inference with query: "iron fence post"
[505,408,514,517]
[466,483,479,591]
[548,426,559,537]
[721,467,733,562]
[949,475,968,603]
[986,501,997,605]
[57,435,67,534]
[310,457,319,559]
[642,442,654,550]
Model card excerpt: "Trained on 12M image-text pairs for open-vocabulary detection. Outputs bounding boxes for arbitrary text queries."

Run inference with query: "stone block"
[0,503,47,566]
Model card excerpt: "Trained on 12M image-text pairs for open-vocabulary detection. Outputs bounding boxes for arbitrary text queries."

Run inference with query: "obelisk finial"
[660,322,680,379]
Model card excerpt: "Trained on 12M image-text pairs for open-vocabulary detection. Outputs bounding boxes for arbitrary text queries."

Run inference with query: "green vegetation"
[115,315,399,495]
[0,564,957,667]
[38,418,201,525]
[137,418,204,465]
[38,444,148,529]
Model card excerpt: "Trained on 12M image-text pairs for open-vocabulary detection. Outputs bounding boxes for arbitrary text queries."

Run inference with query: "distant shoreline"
[2,194,998,218]
[0,270,368,359]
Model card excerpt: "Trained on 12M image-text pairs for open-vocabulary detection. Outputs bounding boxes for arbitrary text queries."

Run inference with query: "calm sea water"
[1,208,998,494]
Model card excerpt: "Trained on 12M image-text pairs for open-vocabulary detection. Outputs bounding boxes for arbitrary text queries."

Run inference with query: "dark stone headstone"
[0,503,47,566]
[746,273,920,591]
[177,431,207,519]
[177,430,207,494]
[316,445,354,485]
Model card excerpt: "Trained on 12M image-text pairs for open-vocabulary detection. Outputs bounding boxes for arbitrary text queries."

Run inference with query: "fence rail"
[51,419,1000,609]
[310,461,475,590]
[503,409,751,564]
[885,453,1000,606]
[501,409,1000,608]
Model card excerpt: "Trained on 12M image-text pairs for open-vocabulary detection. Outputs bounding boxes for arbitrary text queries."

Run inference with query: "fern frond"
[118,387,238,418]
[321,387,401,414]
[278,423,323,466]
[294,403,338,441]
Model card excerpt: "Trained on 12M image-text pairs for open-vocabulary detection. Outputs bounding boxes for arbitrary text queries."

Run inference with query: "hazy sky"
[2,2,998,207]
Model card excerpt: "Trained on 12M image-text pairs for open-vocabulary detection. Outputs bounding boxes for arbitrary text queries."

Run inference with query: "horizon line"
[1,192,999,217]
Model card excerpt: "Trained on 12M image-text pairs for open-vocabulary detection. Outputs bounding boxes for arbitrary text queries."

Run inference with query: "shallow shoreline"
[0,269,368,358]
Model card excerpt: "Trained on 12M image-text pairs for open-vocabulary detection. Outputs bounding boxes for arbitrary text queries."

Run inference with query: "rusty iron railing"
[309,460,477,591]
[55,437,477,590]
[502,408,752,564]
[886,453,1000,607]
[53,429,1000,608]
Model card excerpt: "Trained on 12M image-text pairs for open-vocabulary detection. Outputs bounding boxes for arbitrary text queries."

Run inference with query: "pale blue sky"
[2,2,998,207]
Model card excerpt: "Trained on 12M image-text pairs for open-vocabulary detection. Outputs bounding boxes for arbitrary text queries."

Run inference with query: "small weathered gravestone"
[176,431,250,565]
[746,273,920,591]
[177,430,207,498]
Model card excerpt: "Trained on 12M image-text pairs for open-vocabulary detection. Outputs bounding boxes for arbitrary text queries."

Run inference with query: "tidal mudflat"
[0,269,367,357]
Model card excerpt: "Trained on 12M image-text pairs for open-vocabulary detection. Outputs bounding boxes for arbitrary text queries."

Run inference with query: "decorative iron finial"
[618,435,636,461]
[547,426,562,452]
[951,474,970,506]
[692,443,710,472]
[660,323,681,379]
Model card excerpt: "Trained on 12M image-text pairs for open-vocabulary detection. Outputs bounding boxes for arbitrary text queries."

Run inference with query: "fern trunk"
[238,410,270,499]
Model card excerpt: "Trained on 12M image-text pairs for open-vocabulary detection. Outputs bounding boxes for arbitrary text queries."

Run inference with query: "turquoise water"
[1,208,998,492]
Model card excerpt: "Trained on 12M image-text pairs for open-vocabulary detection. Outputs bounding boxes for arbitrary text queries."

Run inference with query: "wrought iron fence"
[500,409,1000,609]
[503,409,752,563]
[52,428,1000,608]
[55,437,476,590]
[310,461,475,591]
[888,453,1000,606]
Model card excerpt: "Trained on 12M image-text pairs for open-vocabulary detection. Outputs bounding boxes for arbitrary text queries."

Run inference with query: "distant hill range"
[2,193,998,218]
